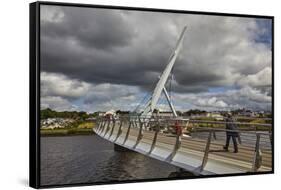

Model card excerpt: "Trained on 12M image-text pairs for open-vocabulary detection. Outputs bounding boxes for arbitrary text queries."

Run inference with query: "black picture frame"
[30,1,274,188]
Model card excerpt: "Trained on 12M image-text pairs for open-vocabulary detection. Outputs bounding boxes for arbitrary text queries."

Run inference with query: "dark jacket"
[225,117,239,137]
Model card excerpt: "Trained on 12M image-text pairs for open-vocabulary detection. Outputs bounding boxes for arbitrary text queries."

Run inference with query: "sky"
[40,5,272,113]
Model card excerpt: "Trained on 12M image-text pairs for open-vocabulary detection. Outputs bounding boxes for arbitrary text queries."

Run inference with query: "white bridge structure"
[93,27,272,175]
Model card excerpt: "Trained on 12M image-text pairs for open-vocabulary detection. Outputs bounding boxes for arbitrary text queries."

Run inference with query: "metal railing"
[94,115,272,173]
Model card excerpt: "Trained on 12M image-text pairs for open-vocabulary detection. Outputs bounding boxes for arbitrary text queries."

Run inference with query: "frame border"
[29,1,274,189]
[30,2,40,188]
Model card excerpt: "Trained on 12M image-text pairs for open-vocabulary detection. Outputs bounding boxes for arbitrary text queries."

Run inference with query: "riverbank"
[40,128,95,136]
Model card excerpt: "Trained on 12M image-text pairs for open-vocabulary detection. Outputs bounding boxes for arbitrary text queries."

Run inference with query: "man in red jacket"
[174,120,182,136]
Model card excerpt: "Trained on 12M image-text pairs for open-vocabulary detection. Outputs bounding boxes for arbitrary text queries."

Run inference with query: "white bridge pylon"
[141,26,187,118]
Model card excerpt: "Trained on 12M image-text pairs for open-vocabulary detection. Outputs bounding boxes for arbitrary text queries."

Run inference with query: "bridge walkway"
[96,120,272,175]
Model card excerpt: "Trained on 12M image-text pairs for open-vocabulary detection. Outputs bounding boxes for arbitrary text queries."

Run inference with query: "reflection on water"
[41,135,184,186]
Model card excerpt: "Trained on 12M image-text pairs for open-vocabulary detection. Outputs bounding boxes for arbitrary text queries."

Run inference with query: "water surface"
[40,135,181,186]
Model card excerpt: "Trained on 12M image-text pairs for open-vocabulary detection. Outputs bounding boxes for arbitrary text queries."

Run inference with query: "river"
[40,135,183,186]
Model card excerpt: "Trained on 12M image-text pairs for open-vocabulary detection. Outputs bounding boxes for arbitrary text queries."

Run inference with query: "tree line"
[40,108,98,120]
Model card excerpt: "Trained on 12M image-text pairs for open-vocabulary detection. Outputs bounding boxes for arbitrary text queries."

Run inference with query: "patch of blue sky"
[174,102,194,111]
[254,18,272,48]
[72,98,85,111]
[208,86,237,93]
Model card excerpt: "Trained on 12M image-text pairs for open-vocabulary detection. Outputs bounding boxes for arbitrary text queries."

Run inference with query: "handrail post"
[211,123,217,140]
[251,133,262,172]
[133,117,144,148]
[96,118,102,132]
[100,118,108,134]
[123,121,132,145]
[114,120,123,143]
[97,118,104,133]
[200,131,212,172]
[174,130,182,152]
[108,118,116,139]
[134,117,138,128]
[100,118,106,134]
[166,121,182,161]
[207,122,216,140]
[148,121,159,154]
[103,118,112,137]
[101,119,107,133]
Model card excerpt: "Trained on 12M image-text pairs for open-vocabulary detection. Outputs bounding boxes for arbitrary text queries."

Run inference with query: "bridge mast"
[141,26,187,118]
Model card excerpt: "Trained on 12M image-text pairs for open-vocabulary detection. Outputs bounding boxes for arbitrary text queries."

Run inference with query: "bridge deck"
[138,129,272,167]
[96,122,272,175]
[128,128,271,167]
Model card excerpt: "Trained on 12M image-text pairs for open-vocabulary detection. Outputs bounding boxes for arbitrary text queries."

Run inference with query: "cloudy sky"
[40,5,272,112]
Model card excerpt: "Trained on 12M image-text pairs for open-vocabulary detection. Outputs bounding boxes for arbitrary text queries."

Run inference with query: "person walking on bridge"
[223,113,239,153]
[174,120,182,149]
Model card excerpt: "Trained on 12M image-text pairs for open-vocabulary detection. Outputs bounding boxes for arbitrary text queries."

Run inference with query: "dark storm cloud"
[174,60,224,85]
[41,6,174,90]
[41,5,209,93]
[40,5,272,111]
[41,7,135,50]
[41,6,271,95]
[41,34,168,88]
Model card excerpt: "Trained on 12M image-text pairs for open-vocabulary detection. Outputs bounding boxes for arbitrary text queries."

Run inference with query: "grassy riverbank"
[40,128,95,136]
[41,119,96,136]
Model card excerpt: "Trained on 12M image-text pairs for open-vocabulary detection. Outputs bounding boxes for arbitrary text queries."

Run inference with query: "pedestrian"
[174,120,182,136]
[174,120,182,149]
[223,113,239,153]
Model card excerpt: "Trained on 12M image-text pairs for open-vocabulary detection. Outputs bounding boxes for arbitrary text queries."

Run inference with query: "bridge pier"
[114,143,133,152]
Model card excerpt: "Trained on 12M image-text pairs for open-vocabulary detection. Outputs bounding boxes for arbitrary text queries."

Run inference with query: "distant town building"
[237,108,256,117]
[41,118,75,129]
[96,111,106,116]
[206,112,224,120]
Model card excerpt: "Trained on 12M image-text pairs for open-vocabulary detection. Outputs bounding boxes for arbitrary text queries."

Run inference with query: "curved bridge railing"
[93,115,272,175]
